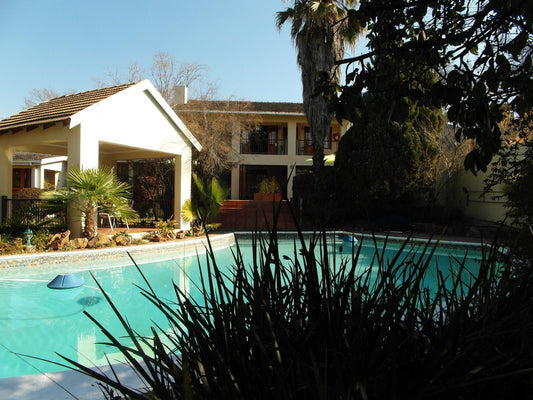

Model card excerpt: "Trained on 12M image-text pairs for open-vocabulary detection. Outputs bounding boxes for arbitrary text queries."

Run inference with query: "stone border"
[0,233,236,270]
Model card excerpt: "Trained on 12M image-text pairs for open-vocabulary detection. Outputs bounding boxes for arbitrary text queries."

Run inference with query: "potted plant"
[254,176,282,202]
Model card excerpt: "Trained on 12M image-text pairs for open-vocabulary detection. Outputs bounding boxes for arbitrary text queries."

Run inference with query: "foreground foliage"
[334,0,533,173]
[52,210,533,399]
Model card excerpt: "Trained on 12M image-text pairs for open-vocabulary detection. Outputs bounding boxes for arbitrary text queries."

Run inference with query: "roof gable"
[177,100,304,115]
[0,82,136,133]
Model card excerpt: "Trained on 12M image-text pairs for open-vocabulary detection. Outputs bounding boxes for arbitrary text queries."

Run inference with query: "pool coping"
[233,230,487,249]
[0,233,236,270]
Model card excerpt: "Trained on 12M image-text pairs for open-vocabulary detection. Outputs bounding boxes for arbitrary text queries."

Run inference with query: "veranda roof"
[0,82,136,134]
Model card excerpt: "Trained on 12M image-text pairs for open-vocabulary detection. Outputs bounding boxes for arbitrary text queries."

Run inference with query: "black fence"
[0,196,176,231]
[0,197,67,228]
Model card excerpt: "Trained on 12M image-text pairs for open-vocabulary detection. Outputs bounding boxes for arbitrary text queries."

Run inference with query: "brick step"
[216,200,296,230]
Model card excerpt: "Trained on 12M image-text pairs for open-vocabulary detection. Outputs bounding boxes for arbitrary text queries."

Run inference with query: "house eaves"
[0,82,136,135]
[175,100,305,118]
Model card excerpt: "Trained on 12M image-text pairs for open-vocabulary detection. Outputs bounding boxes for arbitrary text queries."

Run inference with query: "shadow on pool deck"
[0,362,145,400]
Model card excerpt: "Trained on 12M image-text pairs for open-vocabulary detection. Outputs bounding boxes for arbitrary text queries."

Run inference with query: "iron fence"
[1,197,67,227]
[0,196,176,230]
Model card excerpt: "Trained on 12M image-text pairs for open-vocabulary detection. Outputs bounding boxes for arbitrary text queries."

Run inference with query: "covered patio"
[0,80,201,237]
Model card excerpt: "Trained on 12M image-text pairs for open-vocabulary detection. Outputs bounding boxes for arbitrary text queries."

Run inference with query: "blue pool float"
[47,274,84,289]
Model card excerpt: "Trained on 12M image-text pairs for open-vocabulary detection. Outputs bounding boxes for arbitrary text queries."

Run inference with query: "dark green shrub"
[53,214,533,399]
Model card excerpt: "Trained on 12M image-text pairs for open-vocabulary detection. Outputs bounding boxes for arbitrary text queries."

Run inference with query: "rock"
[48,230,70,250]
[166,231,176,240]
[68,238,88,249]
[87,233,112,248]
[114,235,132,246]
[176,231,186,239]
[151,233,166,242]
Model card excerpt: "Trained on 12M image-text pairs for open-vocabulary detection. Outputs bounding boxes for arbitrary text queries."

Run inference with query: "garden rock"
[68,238,88,249]
[150,233,166,242]
[88,233,112,248]
[114,235,132,246]
[48,230,71,250]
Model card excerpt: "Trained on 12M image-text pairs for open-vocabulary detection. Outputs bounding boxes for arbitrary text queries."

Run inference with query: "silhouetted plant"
[51,210,533,399]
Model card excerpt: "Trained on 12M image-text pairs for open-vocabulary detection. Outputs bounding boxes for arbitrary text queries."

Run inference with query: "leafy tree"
[182,173,228,230]
[335,46,444,219]
[486,112,533,232]
[333,0,533,173]
[42,167,136,239]
[277,0,361,171]
[176,93,257,181]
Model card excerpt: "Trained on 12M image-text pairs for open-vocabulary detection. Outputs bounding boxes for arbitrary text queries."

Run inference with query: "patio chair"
[98,211,116,230]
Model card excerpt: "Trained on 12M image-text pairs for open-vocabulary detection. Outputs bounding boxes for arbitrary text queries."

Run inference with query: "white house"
[174,88,350,200]
[0,80,201,237]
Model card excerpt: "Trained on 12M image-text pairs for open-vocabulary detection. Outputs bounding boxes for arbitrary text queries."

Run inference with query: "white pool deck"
[0,363,146,400]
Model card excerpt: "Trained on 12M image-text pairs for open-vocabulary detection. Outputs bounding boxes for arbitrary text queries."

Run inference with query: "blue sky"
[0,0,303,119]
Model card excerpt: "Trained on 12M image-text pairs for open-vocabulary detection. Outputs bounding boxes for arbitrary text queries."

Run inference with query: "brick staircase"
[216,200,296,230]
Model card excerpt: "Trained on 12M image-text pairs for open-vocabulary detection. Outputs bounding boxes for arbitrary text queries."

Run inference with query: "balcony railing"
[240,139,287,155]
[296,140,339,155]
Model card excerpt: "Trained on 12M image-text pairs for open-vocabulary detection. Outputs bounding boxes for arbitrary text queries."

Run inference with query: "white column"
[67,126,99,170]
[175,151,192,230]
[0,147,13,198]
[287,121,297,156]
[231,121,241,200]
[66,125,99,237]
[231,166,239,200]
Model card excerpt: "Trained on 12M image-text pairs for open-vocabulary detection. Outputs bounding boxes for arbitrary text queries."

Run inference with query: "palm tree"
[42,167,137,239]
[277,0,360,171]
[182,173,228,231]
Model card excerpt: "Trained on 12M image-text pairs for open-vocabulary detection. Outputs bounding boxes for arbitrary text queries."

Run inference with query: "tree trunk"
[84,201,98,239]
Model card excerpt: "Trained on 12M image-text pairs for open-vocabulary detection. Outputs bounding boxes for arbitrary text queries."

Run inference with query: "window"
[268,127,277,145]
[241,130,250,144]
[305,126,312,146]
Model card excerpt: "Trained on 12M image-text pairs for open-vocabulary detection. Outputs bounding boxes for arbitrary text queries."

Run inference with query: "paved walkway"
[0,363,144,400]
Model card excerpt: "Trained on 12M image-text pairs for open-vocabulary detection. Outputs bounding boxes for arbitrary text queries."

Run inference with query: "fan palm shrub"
[53,206,533,399]
[42,167,137,239]
[182,173,228,231]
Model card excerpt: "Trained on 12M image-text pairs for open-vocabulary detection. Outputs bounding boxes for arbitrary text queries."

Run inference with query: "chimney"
[173,85,188,105]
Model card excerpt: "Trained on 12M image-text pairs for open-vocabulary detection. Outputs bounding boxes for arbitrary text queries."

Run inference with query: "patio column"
[67,126,99,170]
[287,121,297,156]
[0,147,13,199]
[174,152,192,230]
[66,126,100,238]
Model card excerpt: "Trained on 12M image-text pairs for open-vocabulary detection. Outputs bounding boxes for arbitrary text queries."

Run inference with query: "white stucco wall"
[0,80,199,233]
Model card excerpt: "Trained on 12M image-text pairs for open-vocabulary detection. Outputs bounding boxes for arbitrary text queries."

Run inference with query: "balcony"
[296,139,339,155]
[240,138,287,155]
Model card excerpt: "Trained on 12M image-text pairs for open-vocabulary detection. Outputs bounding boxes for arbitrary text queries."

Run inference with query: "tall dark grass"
[55,222,533,399]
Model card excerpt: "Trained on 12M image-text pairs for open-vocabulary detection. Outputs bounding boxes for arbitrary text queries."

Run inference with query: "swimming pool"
[0,233,484,379]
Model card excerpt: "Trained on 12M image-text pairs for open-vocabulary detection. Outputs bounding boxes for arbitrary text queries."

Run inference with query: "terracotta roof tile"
[13,151,57,161]
[176,100,304,115]
[0,82,137,134]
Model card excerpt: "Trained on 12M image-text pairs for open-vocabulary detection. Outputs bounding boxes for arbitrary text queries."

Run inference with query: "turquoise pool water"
[0,235,483,379]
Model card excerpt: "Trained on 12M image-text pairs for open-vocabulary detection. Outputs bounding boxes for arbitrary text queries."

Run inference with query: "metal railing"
[296,140,339,155]
[240,139,287,155]
[1,197,67,227]
[0,196,174,229]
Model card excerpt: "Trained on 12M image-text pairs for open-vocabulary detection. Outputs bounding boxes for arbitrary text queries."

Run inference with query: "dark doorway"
[239,165,287,200]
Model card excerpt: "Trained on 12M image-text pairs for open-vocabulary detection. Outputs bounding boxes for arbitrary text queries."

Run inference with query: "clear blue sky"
[0,0,303,120]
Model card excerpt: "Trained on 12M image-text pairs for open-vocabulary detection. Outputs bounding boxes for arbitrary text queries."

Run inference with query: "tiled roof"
[176,100,304,115]
[13,151,57,161]
[0,82,137,134]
